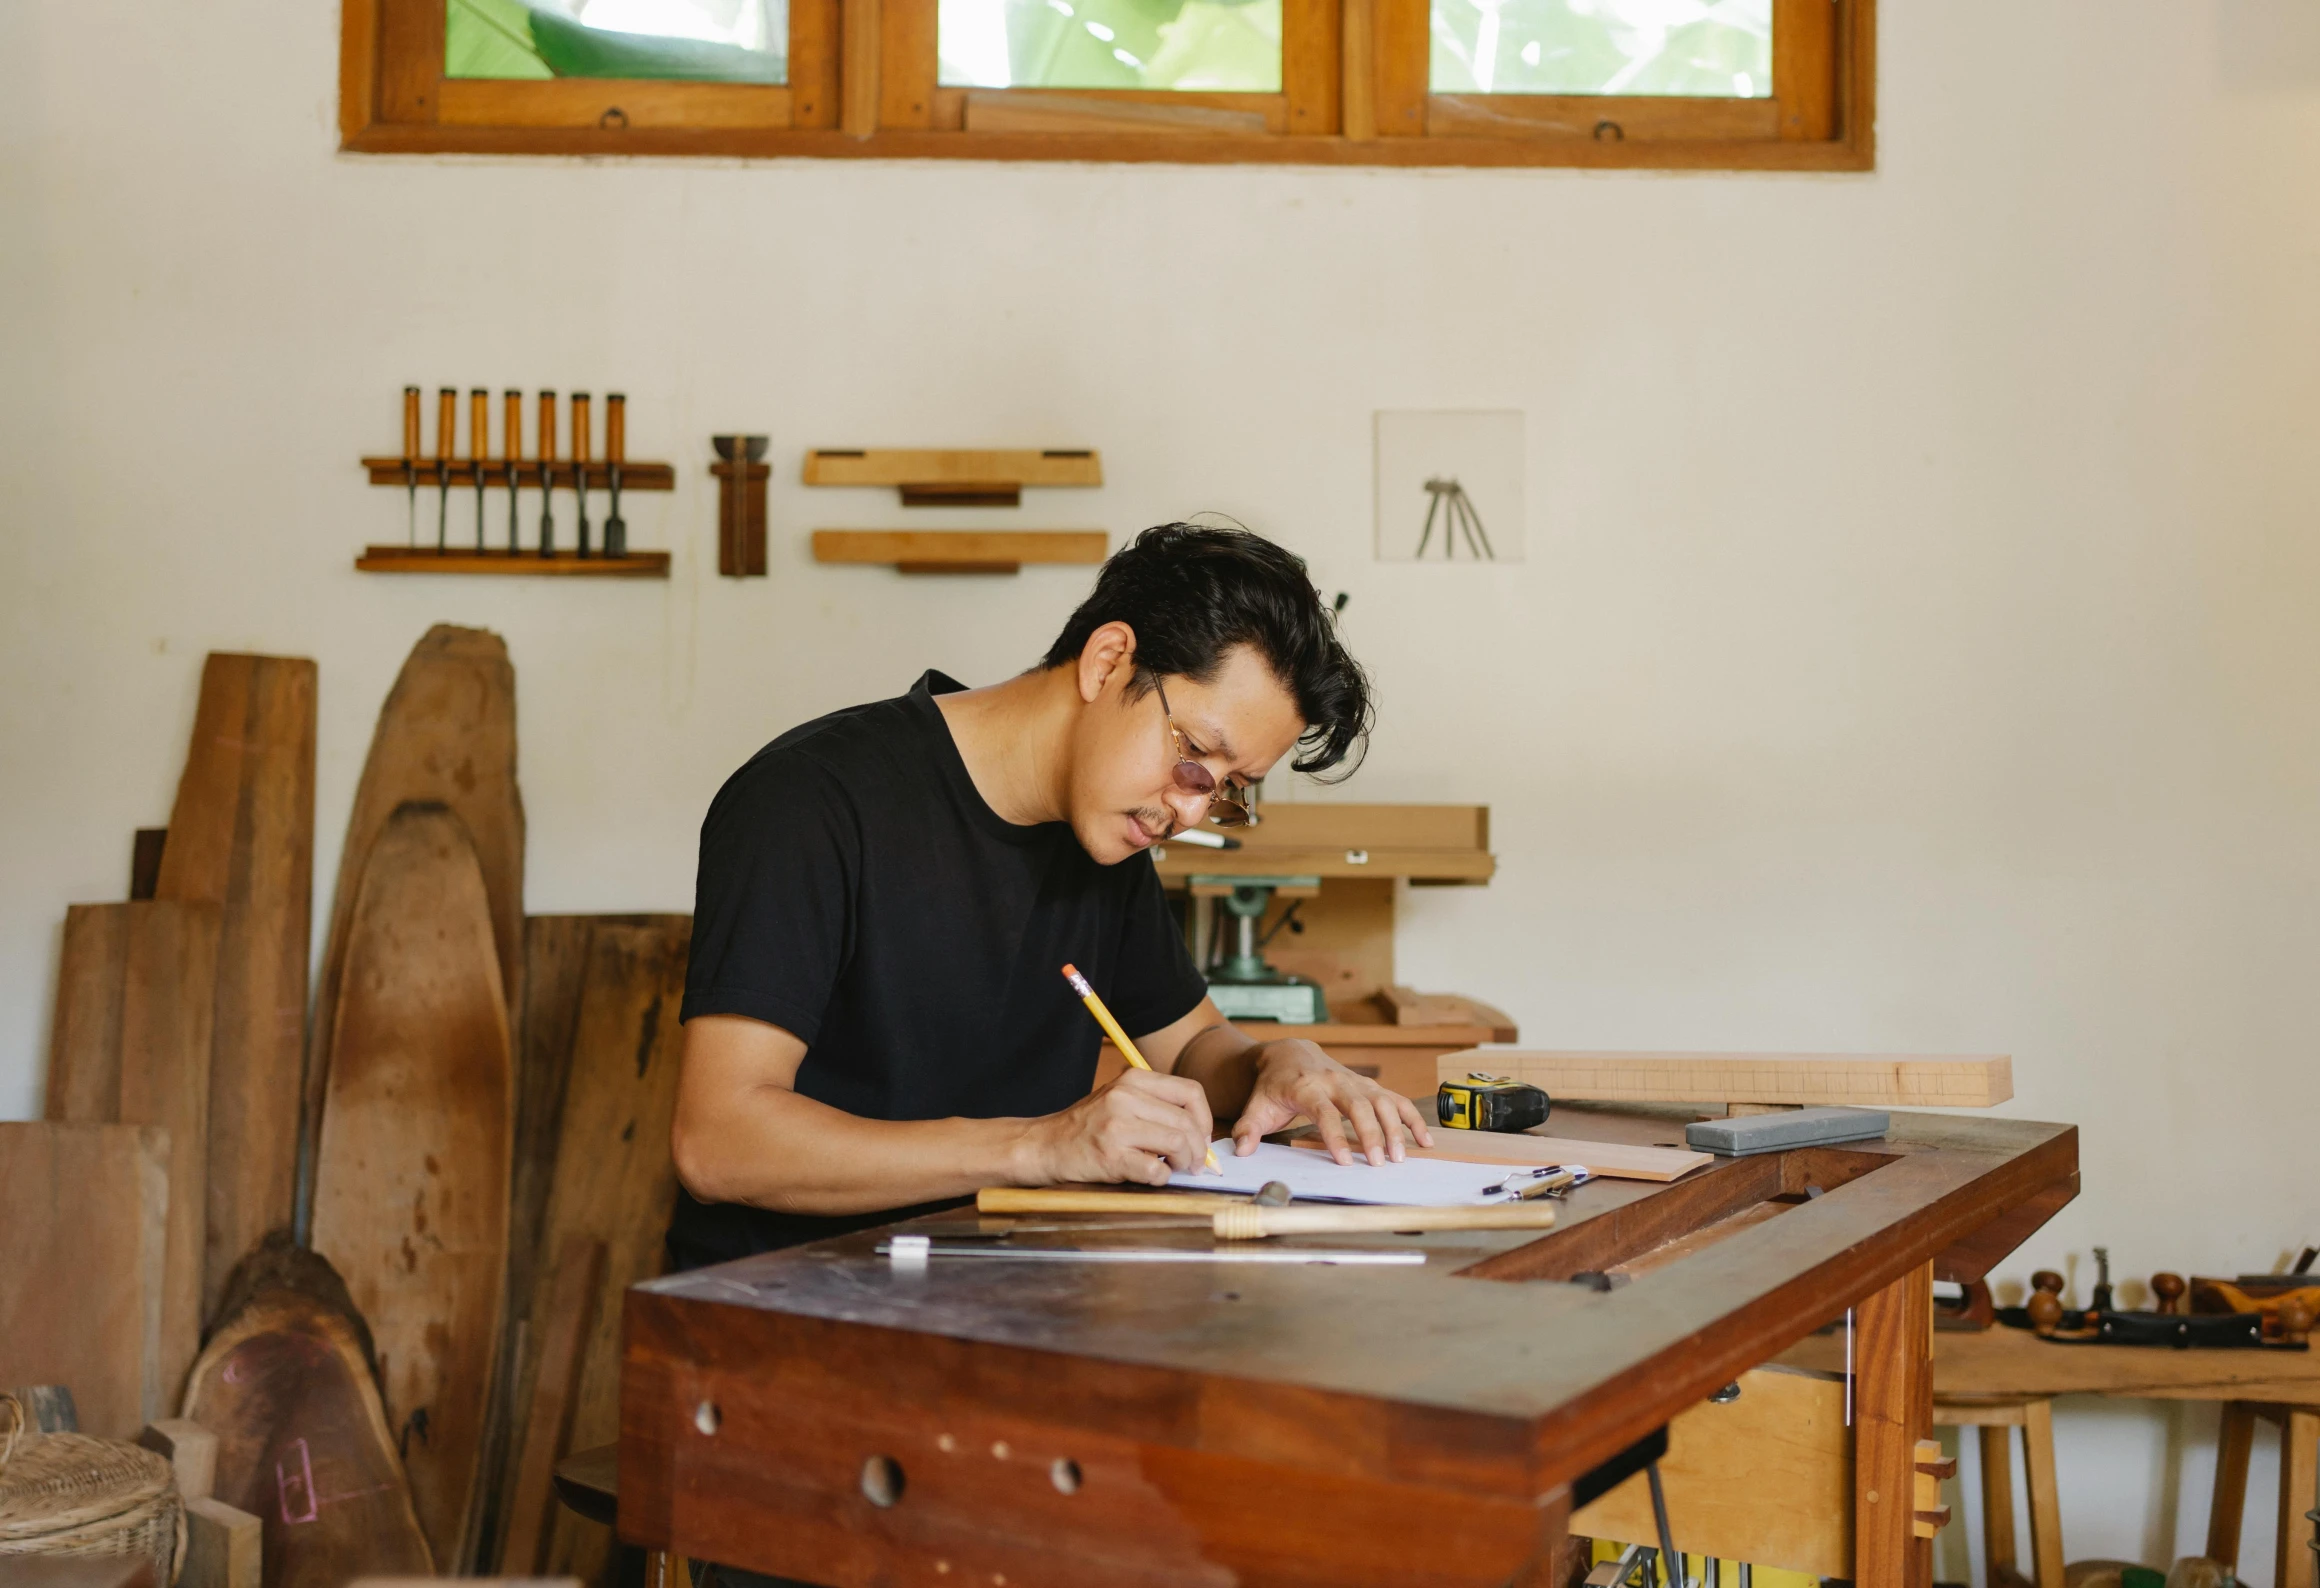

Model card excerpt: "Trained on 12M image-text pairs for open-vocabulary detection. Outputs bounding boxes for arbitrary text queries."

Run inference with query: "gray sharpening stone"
[1684,1106,1891,1156]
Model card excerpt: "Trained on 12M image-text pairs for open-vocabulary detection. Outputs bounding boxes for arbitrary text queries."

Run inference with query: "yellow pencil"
[1062,963,1221,1174]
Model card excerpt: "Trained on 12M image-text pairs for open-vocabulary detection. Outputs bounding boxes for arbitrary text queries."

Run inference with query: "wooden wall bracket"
[812,530,1106,575]
[355,549,670,576]
[712,437,770,578]
[802,448,1102,508]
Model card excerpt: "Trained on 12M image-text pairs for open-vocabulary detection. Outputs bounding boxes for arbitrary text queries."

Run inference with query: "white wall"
[6,0,2319,1573]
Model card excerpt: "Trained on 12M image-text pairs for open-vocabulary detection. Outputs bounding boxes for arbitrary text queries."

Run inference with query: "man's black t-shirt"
[667,670,1211,1270]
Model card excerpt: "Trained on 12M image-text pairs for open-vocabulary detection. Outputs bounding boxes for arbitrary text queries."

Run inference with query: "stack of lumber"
[23,654,314,1436]
[29,625,695,1587]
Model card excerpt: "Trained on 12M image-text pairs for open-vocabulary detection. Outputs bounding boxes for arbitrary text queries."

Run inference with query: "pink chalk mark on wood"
[277,1436,319,1524]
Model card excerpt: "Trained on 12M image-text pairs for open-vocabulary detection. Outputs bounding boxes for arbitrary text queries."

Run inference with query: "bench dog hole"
[862,1453,906,1507]
[1050,1457,1081,1495]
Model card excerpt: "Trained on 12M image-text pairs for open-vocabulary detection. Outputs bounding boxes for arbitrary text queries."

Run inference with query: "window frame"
[341,0,1873,169]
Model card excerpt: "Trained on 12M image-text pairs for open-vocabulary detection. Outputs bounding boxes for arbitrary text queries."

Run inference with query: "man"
[669,521,1433,1271]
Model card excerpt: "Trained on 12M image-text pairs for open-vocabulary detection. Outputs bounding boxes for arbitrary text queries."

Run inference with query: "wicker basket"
[0,1395,184,1578]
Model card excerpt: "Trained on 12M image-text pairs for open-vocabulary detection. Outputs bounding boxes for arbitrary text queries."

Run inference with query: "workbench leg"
[2278,1408,2318,1588]
[2021,1399,2063,1588]
[2209,1401,2256,1567]
[1855,1262,1935,1588]
[1978,1426,2017,1586]
[1508,1490,1574,1588]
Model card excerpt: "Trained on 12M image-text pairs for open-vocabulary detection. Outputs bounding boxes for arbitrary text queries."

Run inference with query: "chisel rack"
[356,386,675,577]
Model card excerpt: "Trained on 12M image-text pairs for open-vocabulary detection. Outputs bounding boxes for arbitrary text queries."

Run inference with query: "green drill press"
[1193,874,1330,1024]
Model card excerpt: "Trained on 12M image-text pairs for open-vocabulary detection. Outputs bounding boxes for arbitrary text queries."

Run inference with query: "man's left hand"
[1229,1040,1437,1166]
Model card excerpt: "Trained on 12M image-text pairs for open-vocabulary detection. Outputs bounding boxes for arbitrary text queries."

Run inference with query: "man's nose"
[1163,783,1211,830]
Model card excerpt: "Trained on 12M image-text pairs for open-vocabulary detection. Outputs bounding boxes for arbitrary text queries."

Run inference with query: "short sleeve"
[1104,855,1212,1040]
[681,750,859,1045]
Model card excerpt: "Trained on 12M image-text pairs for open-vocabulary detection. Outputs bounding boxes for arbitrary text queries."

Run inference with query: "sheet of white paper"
[1168,1140,1517,1206]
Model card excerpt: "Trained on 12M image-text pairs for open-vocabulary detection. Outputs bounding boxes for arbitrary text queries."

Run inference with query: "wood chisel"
[536,390,556,557]
[401,385,421,548]
[503,389,523,554]
[469,388,489,552]
[571,391,592,558]
[604,392,627,557]
[434,387,455,553]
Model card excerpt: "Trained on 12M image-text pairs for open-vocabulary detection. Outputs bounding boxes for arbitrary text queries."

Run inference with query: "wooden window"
[342,0,1871,168]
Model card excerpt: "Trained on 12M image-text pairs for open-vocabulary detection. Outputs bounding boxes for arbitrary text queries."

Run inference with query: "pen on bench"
[1062,962,1222,1175]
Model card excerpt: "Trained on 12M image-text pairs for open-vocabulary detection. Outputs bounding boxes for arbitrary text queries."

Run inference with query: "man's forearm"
[1169,1020,1263,1124]
[675,1084,1032,1216]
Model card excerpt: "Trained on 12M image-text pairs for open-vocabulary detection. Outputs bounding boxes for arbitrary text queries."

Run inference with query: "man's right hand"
[1012,1069,1217,1186]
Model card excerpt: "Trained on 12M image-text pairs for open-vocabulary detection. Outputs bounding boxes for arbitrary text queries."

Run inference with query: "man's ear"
[1075,621,1138,705]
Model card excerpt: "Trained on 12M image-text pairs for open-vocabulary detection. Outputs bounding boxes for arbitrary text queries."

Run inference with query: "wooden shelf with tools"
[357,389,673,579]
[811,530,1108,575]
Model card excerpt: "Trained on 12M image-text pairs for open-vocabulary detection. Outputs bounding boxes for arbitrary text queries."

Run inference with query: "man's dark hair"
[1041,522,1373,779]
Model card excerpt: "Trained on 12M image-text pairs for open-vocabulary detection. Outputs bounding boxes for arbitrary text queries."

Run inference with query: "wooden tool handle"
[537,391,557,462]
[571,392,591,465]
[436,388,457,461]
[402,386,421,463]
[977,1188,1243,1215]
[606,393,625,464]
[504,390,523,463]
[1212,1203,1556,1240]
[470,389,490,462]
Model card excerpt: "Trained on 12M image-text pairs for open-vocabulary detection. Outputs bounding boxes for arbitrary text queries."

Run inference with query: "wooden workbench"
[617,1104,2078,1588]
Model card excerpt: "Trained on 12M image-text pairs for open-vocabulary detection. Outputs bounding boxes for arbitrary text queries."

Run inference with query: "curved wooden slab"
[310,802,512,1570]
[154,652,316,1319]
[305,625,522,1227]
[181,1238,431,1585]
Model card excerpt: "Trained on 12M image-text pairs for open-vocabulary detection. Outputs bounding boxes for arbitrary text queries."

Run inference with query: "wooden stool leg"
[2210,1401,2257,1567]
[1979,1425,2019,1585]
[2278,1408,2318,1588]
[2022,1400,2064,1588]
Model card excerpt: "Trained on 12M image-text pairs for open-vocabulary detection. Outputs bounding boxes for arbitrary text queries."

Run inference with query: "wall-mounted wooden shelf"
[355,547,670,577]
[811,530,1106,575]
[801,449,1101,507]
[361,459,676,490]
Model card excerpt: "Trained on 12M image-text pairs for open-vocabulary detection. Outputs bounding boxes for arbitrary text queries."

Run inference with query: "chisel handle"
[571,392,591,467]
[537,391,557,464]
[436,388,457,465]
[504,390,523,464]
[977,1188,1249,1215]
[470,389,490,466]
[402,386,421,465]
[606,392,625,465]
[1211,1203,1556,1240]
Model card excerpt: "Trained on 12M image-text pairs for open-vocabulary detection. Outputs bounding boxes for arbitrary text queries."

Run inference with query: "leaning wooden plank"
[182,1235,432,1587]
[46,903,130,1123]
[495,1235,606,1574]
[1434,1051,2014,1109]
[309,802,513,1572]
[534,917,691,1583]
[114,900,221,1420]
[303,626,521,1234]
[473,914,608,1568]
[0,1122,169,1437]
[153,652,317,1320]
